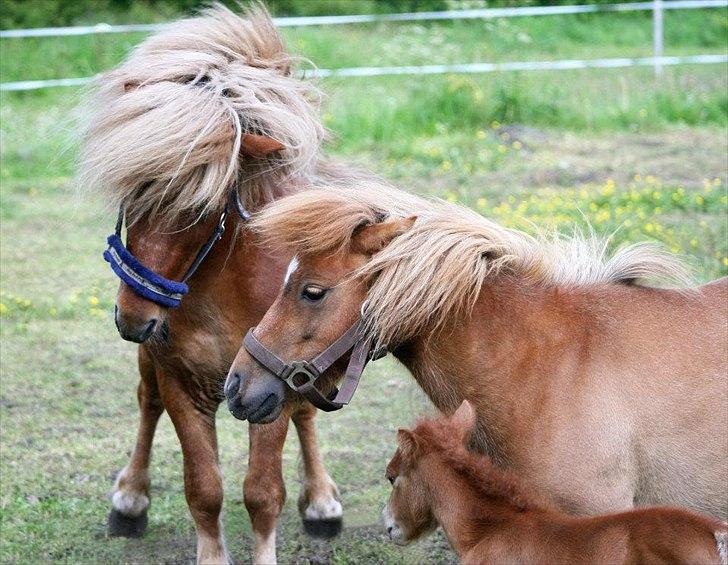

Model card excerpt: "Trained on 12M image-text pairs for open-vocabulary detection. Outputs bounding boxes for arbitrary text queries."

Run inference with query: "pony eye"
[301,285,327,302]
[387,474,396,485]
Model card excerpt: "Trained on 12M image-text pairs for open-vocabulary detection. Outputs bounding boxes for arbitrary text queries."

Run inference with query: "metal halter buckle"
[281,361,320,391]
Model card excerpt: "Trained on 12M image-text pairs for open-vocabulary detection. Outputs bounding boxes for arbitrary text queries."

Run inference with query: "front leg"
[291,402,342,538]
[158,375,229,565]
[245,411,290,565]
[109,347,163,537]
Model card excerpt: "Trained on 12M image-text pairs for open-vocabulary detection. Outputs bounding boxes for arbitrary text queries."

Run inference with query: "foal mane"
[252,187,692,345]
[79,2,325,226]
[411,415,551,512]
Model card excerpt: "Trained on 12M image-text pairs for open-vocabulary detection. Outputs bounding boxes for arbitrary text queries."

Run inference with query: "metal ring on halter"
[103,190,251,308]
[242,318,386,412]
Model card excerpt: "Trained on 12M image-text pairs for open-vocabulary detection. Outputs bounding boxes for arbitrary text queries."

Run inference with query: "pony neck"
[391,275,591,454]
[420,453,540,558]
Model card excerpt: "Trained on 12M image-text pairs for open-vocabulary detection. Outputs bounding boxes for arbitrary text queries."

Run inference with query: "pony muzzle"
[224,367,286,423]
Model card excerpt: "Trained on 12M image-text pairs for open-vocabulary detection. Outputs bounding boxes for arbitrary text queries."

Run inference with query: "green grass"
[1,7,728,564]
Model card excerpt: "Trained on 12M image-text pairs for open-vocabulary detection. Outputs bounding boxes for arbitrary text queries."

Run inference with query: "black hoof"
[302,516,343,539]
[108,508,148,538]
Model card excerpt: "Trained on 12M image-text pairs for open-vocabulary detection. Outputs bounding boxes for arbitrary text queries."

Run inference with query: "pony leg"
[109,347,164,537]
[292,402,342,538]
[245,413,290,565]
[158,376,229,565]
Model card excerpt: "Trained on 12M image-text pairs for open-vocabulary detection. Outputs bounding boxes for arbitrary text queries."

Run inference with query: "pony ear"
[352,216,416,255]
[397,428,421,462]
[240,133,285,158]
[451,400,477,442]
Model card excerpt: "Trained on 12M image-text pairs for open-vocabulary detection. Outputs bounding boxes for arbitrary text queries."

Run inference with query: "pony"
[383,400,728,564]
[225,187,728,523]
[78,6,424,563]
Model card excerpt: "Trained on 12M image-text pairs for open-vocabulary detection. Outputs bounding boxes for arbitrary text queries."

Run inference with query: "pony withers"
[383,400,728,565]
[226,187,727,523]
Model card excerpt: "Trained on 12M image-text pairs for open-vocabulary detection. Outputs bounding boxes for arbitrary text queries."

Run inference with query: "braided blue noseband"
[104,192,250,308]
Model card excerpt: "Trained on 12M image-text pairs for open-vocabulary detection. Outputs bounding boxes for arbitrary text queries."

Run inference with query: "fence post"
[653,0,664,76]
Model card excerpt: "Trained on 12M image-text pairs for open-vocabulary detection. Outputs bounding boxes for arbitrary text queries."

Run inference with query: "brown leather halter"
[242,320,386,411]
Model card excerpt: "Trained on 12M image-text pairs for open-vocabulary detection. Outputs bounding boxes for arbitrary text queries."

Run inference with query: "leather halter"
[243,320,387,411]
[104,190,251,308]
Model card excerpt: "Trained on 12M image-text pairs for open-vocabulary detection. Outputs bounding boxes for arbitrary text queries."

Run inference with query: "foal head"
[79,5,324,343]
[382,401,477,544]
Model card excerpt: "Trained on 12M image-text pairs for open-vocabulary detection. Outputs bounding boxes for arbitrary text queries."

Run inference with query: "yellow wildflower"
[88,296,99,306]
[476,130,486,140]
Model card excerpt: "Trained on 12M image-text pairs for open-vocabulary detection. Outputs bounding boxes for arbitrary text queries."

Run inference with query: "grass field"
[1,6,727,564]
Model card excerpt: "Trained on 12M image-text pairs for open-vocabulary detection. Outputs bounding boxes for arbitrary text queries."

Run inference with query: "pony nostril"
[387,526,393,536]
[224,373,241,398]
[139,319,157,341]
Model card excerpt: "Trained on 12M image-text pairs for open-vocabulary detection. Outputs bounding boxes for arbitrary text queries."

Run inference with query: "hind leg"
[292,402,342,538]
[109,347,164,537]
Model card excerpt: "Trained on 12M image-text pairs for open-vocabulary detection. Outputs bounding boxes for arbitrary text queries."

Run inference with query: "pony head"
[224,185,422,422]
[79,3,325,342]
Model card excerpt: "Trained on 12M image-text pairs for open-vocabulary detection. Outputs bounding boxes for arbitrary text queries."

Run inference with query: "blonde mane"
[252,187,693,345]
[78,2,325,226]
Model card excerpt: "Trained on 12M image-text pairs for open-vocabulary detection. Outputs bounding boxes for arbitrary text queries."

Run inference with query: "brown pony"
[78,7,425,564]
[383,400,728,564]
[226,187,728,524]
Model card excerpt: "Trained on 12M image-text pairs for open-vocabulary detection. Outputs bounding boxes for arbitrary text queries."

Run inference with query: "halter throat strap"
[243,320,386,411]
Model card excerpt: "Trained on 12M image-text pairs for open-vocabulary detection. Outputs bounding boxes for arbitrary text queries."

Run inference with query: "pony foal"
[383,401,728,565]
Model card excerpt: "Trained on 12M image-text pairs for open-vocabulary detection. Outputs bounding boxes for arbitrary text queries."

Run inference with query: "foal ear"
[397,428,421,462]
[451,400,477,441]
[240,133,285,158]
[352,216,417,255]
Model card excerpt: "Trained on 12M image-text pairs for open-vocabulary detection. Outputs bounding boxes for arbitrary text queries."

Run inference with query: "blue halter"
[104,192,251,308]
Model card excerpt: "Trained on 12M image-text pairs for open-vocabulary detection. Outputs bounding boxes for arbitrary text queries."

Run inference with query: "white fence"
[1,0,726,91]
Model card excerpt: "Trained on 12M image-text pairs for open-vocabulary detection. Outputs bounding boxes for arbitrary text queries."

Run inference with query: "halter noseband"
[103,191,251,308]
[242,320,387,411]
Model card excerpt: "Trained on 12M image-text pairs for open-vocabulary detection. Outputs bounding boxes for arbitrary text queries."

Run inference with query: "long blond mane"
[252,187,693,345]
[78,2,325,226]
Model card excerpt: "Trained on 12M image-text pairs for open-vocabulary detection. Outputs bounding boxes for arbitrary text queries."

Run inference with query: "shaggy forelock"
[249,183,434,254]
[252,185,693,347]
[78,2,325,225]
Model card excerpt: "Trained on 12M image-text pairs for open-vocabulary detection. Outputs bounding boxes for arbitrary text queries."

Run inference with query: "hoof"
[108,508,148,538]
[302,516,343,539]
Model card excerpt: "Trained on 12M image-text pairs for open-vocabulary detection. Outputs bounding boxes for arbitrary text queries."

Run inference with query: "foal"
[383,401,728,565]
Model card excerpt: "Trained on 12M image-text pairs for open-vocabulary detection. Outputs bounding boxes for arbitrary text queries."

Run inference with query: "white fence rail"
[1,0,725,38]
[1,1,726,91]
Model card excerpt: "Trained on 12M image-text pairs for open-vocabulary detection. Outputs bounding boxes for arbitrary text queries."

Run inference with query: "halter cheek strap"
[104,191,249,308]
[243,320,387,412]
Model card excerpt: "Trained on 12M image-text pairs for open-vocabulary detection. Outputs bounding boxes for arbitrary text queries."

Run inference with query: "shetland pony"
[78,6,422,563]
[225,187,728,522]
[383,401,728,565]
